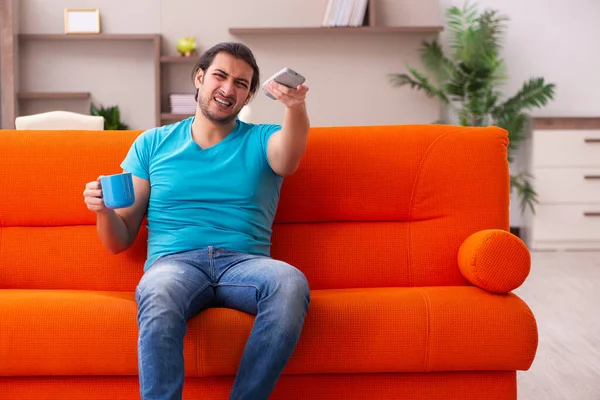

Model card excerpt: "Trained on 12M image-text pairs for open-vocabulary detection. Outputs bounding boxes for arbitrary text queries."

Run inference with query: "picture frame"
[64,8,100,34]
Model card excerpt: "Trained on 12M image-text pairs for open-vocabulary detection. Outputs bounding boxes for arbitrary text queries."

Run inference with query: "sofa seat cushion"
[0,287,537,377]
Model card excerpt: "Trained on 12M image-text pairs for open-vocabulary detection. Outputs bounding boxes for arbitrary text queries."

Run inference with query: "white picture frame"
[64,9,100,34]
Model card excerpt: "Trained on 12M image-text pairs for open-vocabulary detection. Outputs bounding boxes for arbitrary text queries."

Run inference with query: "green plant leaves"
[90,102,130,130]
[389,67,450,104]
[494,78,556,116]
[511,172,539,215]
[419,40,457,85]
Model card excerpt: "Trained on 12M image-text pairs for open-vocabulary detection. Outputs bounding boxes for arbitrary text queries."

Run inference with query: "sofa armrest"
[458,229,531,294]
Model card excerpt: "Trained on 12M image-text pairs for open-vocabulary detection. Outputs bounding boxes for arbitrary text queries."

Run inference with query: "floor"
[515,251,600,399]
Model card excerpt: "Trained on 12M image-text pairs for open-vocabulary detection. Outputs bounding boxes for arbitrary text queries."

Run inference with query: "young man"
[83,42,311,400]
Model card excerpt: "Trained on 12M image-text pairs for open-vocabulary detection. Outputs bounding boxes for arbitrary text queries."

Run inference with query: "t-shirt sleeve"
[257,123,282,170]
[120,129,154,181]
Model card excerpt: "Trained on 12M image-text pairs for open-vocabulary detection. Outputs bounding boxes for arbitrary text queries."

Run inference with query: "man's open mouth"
[214,95,234,108]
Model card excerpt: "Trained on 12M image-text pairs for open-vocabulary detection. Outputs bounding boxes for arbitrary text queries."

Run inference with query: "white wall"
[439,0,600,117]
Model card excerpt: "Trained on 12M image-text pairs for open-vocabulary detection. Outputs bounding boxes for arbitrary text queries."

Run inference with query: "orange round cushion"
[458,229,531,293]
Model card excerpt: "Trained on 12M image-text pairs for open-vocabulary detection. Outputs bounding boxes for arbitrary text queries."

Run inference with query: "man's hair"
[191,42,260,101]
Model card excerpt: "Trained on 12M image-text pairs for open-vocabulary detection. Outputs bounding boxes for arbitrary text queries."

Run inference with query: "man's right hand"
[83,176,111,214]
[83,172,150,254]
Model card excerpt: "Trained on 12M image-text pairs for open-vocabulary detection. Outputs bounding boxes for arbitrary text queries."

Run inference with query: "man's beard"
[198,91,241,125]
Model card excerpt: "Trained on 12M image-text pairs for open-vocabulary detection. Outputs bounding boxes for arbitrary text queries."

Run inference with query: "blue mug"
[100,172,135,209]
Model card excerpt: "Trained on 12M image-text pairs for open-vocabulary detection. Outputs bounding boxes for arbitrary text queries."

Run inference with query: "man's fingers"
[271,86,300,103]
[269,82,299,97]
[274,83,308,101]
[268,82,285,97]
[85,196,104,206]
[83,188,102,198]
[268,81,308,108]
[296,84,309,93]
[83,178,108,213]
[86,181,101,189]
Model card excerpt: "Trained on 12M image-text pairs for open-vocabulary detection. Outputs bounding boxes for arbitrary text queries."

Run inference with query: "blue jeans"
[135,246,310,400]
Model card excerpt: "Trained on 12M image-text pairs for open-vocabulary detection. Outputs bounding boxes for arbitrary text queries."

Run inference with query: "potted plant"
[90,103,130,130]
[389,2,555,216]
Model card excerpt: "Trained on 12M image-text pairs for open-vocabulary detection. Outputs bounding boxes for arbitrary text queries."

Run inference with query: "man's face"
[195,52,254,125]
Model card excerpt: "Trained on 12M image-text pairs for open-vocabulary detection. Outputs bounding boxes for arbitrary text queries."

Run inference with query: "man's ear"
[195,70,204,88]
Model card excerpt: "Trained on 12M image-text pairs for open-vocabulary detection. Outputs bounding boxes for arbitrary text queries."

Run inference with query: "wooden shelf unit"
[2,30,162,128]
[5,30,189,127]
[533,117,600,130]
[229,26,443,35]
[160,56,197,64]
[19,33,160,41]
[15,34,193,126]
[229,0,443,36]
[18,92,91,100]
[159,55,197,122]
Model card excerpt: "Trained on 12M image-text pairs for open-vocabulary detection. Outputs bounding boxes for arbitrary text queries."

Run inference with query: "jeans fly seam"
[209,252,216,282]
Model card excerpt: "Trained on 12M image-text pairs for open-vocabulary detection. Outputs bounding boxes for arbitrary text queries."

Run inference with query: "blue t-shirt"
[120,117,283,271]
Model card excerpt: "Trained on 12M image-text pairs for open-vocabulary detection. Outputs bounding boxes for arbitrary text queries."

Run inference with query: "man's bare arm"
[265,81,310,176]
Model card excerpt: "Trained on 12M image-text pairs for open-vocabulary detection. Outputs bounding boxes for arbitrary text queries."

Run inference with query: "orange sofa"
[0,125,537,399]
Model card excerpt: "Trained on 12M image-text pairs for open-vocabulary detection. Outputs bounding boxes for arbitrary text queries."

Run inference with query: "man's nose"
[221,81,235,97]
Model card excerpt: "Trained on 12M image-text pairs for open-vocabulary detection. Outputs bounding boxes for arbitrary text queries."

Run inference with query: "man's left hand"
[267,81,309,110]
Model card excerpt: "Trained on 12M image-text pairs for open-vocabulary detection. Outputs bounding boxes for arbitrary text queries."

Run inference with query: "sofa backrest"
[0,125,510,291]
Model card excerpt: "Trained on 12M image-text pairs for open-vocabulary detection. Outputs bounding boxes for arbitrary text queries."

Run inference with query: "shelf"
[18,92,91,100]
[229,26,443,35]
[161,113,194,120]
[160,56,198,64]
[533,117,600,130]
[19,34,160,41]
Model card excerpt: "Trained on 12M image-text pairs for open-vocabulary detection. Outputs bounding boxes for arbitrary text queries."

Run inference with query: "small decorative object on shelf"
[176,37,197,57]
[64,8,100,34]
